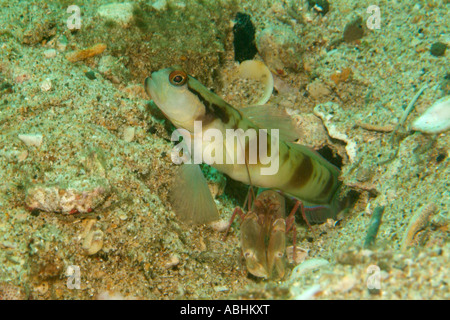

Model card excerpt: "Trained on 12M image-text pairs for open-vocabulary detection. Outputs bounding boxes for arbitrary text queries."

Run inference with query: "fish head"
[145,67,205,131]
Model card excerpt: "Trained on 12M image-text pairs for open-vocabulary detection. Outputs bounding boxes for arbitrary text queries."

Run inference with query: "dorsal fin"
[240,105,301,142]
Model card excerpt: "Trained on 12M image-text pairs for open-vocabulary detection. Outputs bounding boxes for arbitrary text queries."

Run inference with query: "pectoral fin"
[170,164,219,224]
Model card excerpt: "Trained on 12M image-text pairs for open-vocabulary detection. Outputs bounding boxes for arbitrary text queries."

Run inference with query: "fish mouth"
[144,76,153,98]
[144,76,168,119]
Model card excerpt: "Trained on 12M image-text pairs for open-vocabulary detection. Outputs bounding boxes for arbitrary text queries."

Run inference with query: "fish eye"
[169,70,188,86]
[244,250,255,259]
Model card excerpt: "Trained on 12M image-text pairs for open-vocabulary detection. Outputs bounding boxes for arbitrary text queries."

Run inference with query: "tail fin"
[303,205,336,224]
[303,187,347,224]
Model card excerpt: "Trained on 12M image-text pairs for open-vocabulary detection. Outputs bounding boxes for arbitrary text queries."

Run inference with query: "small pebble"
[56,35,68,51]
[307,81,331,99]
[43,48,57,59]
[151,0,168,11]
[82,229,104,255]
[18,134,43,147]
[307,0,330,15]
[209,219,229,232]
[435,153,446,163]
[412,96,450,134]
[332,276,356,293]
[343,16,364,42]
[0,81,13,93]
[40,78,52,92]
[97,2,134,27]
[164,255,180,269]
[35,282,49,295]
[123,126,135,142]
[85,71,96,80]
[430,42,447,57]
[290,258,329,280]
[213,286,229,292]
[291,284,321,300]
[17,150,28,162]
[119,213,128,221]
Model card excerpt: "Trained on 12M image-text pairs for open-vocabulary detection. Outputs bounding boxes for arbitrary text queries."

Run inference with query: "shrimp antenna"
[236,131,256,211]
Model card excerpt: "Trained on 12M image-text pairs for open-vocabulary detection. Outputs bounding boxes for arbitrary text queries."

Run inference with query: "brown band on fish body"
[232,116,247,131]
[188,85,230,124]
[312,170,318,183]
[319,173,336,200]
[280,145,291,167]
[288,155,314,189]
[195,107,216,126]
[264,130,272,160]
[244,131,260,165]
[244,129,274,166]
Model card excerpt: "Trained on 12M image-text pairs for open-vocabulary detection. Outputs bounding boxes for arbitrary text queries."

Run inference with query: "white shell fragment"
[18,134,43,147]
[25,177,110,214]
[123,126,135,142]
[40,78,52,92]
[97,2,133,27]
[289,258,330,280]
[292,284,322,300]
[18,150,28,161]
[43,49,57,59]
[314,102,358,162]
[412,96,450,134]
[208,219,229,232]
[151,0,168,11]
[238,60,274,105]
[82,229,104,255]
